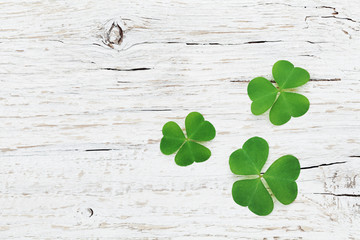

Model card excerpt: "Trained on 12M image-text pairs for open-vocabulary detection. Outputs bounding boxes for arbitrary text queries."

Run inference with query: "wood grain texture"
[0,0,359,239]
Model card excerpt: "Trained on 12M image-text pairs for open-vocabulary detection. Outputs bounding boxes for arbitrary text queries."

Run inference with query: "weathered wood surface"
[1,0,359,239]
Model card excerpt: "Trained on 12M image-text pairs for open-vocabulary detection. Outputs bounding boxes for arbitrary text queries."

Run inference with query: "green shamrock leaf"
[248,60,310,125]
[160,112,216,166]
[229,137,300,216]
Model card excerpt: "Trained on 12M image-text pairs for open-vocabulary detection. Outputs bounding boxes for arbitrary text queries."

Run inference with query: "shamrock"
[229,137,300,216]
[160,112,216,166]
[248,60,310,125]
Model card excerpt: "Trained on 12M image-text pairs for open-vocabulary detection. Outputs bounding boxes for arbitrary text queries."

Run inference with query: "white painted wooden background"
[1,0,360,239]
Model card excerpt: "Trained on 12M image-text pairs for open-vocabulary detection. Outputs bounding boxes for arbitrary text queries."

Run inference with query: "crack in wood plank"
[100,67,152,71]
[314,193,360,197]
[301,161,346,170]
[306,15,357,23]
[321,16,357,23]
[85,149,113,152]
[186,40,283,45]
[316,6,339,15]
[261,161,347,174]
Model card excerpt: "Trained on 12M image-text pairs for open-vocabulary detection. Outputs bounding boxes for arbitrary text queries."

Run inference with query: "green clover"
[248,60,310,125]
[229,137,300,216]
[160,112,216,166]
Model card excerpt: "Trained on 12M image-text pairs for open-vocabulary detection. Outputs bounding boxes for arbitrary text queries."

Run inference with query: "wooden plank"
[0,0,359,238]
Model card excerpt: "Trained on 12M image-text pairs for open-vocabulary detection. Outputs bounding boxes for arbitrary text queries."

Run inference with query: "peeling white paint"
[0,0,359,238]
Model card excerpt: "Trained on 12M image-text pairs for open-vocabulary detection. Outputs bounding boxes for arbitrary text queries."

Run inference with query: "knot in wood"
[103,20,124,48]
